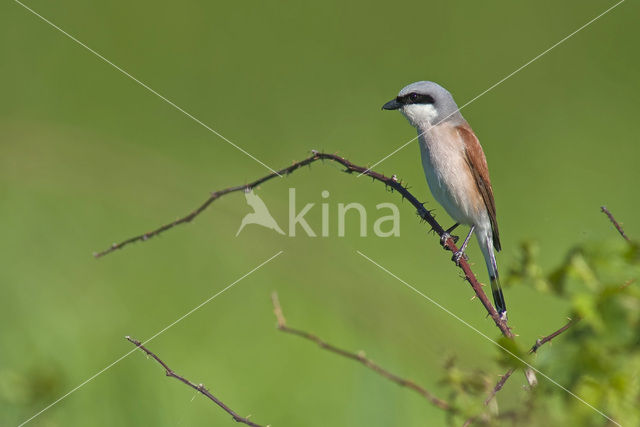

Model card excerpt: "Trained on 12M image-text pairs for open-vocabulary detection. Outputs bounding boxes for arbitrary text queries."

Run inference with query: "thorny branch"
[126,336,265,427]
[484,369,515,406]
[112,182,625,426]
[108,157,613,425]
[273,292,577,426]
[97,151,512,338]
[529,317,579,354]
[271,292,454,412]
[600,206,630,241]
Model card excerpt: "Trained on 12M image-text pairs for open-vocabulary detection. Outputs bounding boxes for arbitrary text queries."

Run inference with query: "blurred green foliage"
[510,238,640,427]
[440,237,640,426]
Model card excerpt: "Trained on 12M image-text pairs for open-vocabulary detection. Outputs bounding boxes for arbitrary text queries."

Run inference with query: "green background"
[1,0,638,425]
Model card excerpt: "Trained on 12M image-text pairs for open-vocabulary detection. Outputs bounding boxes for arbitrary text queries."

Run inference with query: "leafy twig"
[484,317,579,406]
[460,318,580,426]
[126,336,265,427]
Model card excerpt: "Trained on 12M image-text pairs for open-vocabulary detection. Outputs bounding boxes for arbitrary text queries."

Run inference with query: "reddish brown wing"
[456,123,501,251]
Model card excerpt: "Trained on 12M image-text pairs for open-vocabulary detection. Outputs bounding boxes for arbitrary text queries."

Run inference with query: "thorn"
[470,295,476,301]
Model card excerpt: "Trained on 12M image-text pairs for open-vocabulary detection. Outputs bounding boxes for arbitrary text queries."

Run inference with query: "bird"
[236,189,285,236]
[382,81,506,317]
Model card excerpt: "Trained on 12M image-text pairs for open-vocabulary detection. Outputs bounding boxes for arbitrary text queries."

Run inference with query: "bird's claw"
[440,232,459,247]
[451,250,468,266]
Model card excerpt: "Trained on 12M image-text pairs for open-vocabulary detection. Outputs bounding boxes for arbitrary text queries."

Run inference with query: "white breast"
[417,124,485,226]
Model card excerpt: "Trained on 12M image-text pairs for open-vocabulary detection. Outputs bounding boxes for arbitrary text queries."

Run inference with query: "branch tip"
[601,206,630,241]
[271,292,286,327]
[127,338,265,426]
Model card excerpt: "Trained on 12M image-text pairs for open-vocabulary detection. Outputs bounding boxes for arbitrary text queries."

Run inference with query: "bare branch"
[601,206,630,241]
[621,278,636,289]
[98,151,512,337]
[126,336,265,427]
[271,292,454,412]
[484,368,516,406]
[529,317,579,354]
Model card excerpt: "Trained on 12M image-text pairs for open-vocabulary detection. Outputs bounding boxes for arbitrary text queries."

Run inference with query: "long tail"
[477,230,507,316]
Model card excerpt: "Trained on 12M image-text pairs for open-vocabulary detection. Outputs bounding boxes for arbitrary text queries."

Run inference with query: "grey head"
[382,81,463,128]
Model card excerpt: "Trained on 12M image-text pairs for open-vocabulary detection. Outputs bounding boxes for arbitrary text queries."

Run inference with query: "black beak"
[382,98,402,110]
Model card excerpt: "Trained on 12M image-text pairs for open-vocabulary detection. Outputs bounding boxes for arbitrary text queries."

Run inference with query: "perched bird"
[382,81,506,317]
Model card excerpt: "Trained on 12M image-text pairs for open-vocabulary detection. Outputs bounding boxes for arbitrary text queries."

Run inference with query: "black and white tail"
[478,230,507,316]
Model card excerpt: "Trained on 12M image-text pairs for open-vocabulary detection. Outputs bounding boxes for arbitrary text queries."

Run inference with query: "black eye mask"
[398,92,435,105]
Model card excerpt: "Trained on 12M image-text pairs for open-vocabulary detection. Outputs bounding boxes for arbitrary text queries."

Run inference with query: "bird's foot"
[440,232,460,248]
[445,223,460,244]
[451,250,468,266]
